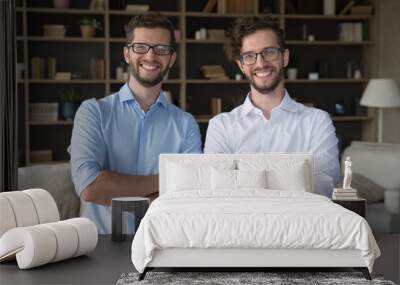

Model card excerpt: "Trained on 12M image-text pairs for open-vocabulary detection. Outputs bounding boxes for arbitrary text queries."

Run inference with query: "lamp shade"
[360,79,400,108]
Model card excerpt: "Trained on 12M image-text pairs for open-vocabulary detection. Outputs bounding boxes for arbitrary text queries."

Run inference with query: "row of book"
[338,22,364,42]
[332,188,358,200]
[200,65,229,81]
[30,57,104,80]
[89,58,105,80]
[31,57,57,79]
[203,0,253,14]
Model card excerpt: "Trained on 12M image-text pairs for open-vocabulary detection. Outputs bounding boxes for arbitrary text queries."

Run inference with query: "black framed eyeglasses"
[126,43,174,56]
[239,47,284,65]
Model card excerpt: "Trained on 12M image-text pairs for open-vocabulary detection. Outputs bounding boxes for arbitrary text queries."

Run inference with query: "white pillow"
[238,159,310,191]
[211,168,236,190]
[167,160,235,192]
[237,169,267,189]
[211,168,268,190]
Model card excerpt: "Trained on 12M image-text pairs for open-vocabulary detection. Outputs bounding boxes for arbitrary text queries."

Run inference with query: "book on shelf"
[47,57,57,79]
[54,72,71,80]
[203,0,217,12]
[31,57,57,79]
[339,0,355,15]
[207,29,226,40]
[226,0,254,14]
[217,0,226,14]
[125,4,149,12]
[332,187,358,200]
[200,65,228,80]
[332,195,358,200]
[350,5,373,15]
[333,188,357,194]
[90,58,105,79]
[96,59,105,80]
[338,22,363,41]
[211,97,222,116]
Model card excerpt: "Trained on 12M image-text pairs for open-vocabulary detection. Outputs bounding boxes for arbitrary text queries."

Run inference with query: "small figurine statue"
[342,156,352,189]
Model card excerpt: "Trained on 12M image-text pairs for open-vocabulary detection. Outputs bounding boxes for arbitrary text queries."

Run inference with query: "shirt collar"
[241,89,303,117]
[118,83,168,109]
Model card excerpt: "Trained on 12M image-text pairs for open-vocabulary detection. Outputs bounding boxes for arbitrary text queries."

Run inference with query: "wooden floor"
[374,233,400,284]
[0,234,398,284]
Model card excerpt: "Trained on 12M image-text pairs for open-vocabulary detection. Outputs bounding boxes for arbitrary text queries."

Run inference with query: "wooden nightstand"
[332,198,366,218]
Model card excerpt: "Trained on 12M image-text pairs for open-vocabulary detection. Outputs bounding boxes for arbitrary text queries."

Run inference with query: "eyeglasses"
[126,43,174,56]
[240,47,284,65]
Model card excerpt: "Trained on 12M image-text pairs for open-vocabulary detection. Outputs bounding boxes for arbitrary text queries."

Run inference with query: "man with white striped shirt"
[204,16,340,197]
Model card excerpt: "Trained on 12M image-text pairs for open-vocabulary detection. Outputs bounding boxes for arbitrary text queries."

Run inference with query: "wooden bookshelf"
[16,0,377,165]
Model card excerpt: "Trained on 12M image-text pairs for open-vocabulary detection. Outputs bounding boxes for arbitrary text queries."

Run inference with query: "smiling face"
[236,29,289,94]
[124,27,176,87]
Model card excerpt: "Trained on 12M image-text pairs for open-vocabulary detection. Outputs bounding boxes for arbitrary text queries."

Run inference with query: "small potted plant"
[59,88,80,121]
[80,17,102,38]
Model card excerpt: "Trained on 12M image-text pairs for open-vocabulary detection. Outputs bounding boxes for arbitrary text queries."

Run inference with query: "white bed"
[131,154,380,280]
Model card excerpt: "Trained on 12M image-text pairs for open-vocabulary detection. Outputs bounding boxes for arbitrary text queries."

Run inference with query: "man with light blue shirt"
[204,16,340,197]
[69,13,202,234]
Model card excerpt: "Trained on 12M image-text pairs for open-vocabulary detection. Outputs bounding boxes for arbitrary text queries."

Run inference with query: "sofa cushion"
[352,173,385,203]
[18,163,79,220]
[384,188,400,214]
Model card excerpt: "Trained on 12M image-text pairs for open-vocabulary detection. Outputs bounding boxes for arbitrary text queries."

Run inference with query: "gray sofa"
[342,141,400,233]
[18,163,80,220]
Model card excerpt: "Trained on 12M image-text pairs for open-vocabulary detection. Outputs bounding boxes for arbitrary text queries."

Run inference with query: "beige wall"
[378,0,400,143]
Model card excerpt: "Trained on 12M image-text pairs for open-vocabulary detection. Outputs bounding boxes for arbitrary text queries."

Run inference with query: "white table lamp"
[360,79,400,143]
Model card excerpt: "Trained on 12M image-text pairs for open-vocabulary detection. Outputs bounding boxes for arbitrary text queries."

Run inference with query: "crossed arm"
[81,171,159,206]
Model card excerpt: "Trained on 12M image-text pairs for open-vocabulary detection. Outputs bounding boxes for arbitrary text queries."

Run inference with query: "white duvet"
[131,190,380,273]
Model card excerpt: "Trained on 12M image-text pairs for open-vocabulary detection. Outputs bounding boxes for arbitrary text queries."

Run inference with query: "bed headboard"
[159,153,314,196]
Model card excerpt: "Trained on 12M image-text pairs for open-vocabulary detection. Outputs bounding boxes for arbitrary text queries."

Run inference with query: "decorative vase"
[323,0,335,15]
[53,0,69,9]
[62,102,76,121]
[80,25,96,38]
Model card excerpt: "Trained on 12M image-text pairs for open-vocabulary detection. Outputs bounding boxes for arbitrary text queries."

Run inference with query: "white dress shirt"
[204,90,340,197]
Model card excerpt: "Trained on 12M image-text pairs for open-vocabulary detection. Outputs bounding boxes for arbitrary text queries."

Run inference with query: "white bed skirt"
[148,248,366,268]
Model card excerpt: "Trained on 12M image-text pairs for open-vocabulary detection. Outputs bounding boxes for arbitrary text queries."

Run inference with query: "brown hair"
[125,13,176,49]
[225,16,286,61]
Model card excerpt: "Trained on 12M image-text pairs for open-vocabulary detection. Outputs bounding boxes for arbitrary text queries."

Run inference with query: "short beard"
[249,67,285,94]
[129,61,169,87]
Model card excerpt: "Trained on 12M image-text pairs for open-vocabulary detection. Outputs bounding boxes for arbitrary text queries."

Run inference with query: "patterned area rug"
[116,271,396,285]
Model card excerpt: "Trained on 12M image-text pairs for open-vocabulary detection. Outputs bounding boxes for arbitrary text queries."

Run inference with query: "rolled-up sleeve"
[181,114,202,154]
[69,99,106,196]
[310,111,340,197]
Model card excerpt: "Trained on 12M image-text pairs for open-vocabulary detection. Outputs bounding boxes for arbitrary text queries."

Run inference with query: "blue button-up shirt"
[69,83,202,233]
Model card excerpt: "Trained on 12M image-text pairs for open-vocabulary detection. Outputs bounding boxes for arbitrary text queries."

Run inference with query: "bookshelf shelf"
[186,39,225,44]
[28,79,106,84]
[27,36,106,42]
[25,7,106,15]
[185,12,277,18]
[109,79,182,84]
[284,14,372,20]
[286,79,369,84]
[286,40,373,46]
[29,121,74,125]
[108,10,180,16]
